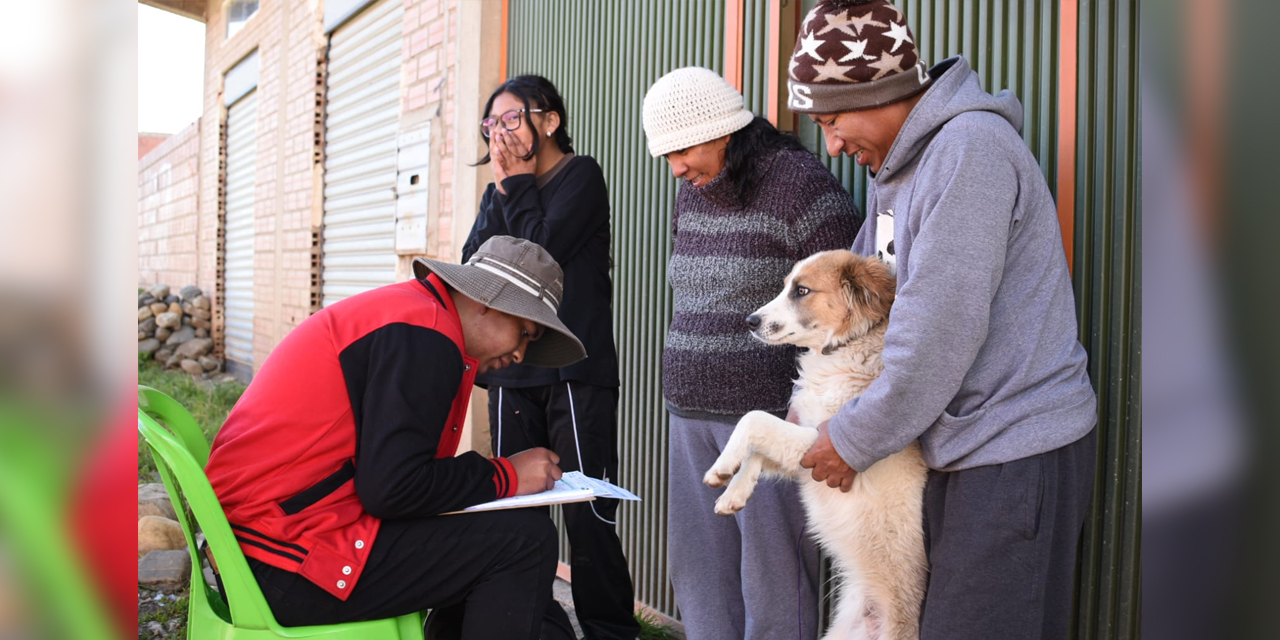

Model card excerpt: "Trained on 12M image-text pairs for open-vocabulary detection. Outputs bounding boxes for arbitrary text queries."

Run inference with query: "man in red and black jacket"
[205,237,587,639]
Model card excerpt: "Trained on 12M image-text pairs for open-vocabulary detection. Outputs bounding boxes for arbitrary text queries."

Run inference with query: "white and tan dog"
[703,250,928,640]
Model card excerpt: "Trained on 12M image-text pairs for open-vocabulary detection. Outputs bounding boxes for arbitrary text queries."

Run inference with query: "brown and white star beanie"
[787,0,931,114]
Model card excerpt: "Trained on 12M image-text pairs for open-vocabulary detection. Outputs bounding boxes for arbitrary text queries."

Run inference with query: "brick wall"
[139,133,170,159]
[402,0,466,261]
[138,120,200,289]
[143,0,490,376]
[198,0,323,368]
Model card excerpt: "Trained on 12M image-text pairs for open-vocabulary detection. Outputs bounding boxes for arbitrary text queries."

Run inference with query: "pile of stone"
[138,484,191,590]
[138,483,221,592]
[138,284,221,376]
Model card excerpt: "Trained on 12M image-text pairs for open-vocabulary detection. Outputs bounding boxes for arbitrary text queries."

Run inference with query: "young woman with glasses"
[458,75,638,640]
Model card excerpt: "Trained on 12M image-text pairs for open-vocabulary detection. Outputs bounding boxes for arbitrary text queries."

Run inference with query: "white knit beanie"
[642,67,755,157]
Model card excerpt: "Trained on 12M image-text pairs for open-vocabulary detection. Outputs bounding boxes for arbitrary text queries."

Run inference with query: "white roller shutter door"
[321,0,404,306]
[224,91,257,372]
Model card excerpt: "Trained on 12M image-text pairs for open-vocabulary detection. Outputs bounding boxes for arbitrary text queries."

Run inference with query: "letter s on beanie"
[787,0,931,114]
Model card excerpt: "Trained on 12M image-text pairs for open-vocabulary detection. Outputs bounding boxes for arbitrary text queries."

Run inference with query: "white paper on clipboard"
[447,471,640,514]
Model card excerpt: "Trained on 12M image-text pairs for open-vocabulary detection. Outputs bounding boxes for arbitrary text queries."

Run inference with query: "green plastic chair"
[138,386,425,639]
[139,386,212,465]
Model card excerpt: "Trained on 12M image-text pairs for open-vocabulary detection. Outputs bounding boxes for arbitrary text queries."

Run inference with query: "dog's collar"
[820,317,887,356]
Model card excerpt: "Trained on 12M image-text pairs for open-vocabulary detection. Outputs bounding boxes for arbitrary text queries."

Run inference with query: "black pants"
[920,428,1097,639]
[249,509,559,640]
[490,382,640,640]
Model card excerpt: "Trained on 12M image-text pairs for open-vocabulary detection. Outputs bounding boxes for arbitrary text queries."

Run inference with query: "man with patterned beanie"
[786,2,1099,639]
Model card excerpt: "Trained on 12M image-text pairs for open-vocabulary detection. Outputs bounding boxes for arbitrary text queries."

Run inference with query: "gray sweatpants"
[920,428,1097,639]
[667,414,822,640]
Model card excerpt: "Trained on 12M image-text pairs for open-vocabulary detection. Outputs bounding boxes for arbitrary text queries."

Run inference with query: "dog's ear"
[840,255,896,321]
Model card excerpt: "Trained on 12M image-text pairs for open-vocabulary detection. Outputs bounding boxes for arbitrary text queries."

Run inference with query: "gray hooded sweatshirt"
[830,57,1096,472]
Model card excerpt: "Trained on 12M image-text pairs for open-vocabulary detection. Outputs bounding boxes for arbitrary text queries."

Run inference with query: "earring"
[547,131,553,137]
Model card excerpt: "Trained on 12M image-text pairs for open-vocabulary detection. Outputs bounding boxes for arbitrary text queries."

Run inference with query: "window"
[225,0,259,39]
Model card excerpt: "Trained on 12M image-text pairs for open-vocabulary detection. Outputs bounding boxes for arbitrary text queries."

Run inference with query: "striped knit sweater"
[663,148,861,423]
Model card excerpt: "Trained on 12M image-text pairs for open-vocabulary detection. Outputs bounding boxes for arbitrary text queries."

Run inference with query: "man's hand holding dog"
[801,421,857,492]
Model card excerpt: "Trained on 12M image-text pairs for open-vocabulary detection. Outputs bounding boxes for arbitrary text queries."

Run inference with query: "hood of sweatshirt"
[876,56,1024,182]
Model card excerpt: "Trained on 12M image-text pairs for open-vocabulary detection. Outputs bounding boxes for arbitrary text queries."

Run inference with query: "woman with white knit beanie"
[643,67,861,640]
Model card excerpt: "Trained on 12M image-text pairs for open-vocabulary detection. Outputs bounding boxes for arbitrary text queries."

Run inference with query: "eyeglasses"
[481,108,545,138]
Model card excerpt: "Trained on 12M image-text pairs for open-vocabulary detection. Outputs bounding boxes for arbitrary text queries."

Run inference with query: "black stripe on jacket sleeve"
[339,323,505,518]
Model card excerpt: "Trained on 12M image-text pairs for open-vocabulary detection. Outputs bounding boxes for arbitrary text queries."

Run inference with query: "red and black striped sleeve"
[340,322,516,518]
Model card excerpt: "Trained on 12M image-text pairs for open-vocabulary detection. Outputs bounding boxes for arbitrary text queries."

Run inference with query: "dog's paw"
[702,463,737,488]
[713,492,746,516]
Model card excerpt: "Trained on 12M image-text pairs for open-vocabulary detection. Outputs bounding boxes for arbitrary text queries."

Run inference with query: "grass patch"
[137,360,240,640]
[636,610,681,640]
[137,588,189,639]
[138,360,245,482]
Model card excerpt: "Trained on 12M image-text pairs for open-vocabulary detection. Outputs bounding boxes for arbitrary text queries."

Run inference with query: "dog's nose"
[745,314,761,329]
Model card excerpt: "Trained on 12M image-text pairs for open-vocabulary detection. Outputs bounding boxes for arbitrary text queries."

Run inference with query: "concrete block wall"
[138,120,201,289]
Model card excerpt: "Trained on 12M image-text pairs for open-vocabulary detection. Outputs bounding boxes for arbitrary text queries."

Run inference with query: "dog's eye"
[793,286,810,297]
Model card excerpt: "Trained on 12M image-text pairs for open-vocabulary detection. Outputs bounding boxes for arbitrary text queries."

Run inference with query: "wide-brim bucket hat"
[412,236,586,368]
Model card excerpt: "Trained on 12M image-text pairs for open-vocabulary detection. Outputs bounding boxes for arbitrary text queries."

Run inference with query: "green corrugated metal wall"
[509,0,1139,634]
[741,0,772,116]
[507,0,725,618]
[1072,2,1140,639]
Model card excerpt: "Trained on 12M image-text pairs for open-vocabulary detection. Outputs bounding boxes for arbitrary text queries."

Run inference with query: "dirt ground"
[136,577,584,639]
